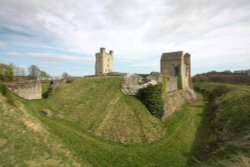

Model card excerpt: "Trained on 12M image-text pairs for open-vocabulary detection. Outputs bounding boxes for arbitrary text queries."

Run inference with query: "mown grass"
[23,92,205,167]
[0,94,85,166]
[47,76,164,144]
[0,76,208,166]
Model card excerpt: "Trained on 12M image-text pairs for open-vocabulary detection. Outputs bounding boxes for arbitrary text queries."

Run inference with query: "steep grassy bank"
[0,76,208,166]
[47,76,164,144]
[24,92,205,167]
[191,82,250,167]
[0,91,86,166]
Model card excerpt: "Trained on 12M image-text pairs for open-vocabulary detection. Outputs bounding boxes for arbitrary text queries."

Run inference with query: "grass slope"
[0,76,207,166]
[48,76,164,144]
[24,92,205,167]
[0,94,87,166]
[192,82,250,167]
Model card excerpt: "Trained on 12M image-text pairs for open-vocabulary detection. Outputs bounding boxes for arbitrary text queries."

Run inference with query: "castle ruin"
[8,80,42,100]
[161,51,191,92]
[95,48,113,75]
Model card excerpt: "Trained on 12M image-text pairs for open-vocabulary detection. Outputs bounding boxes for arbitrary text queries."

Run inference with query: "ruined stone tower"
[160,51,191,92]
[95,48,113,75]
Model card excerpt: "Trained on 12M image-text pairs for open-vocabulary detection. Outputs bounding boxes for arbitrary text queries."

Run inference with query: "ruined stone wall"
[8,80,42,100]
[160,51,196,119]
[146,72,161,82]
[122,73,159,95]
[160,51,192,92]
[161,59,181,92]
[162,88,197,120]
[50,79,66,90]
[95,48,113,75]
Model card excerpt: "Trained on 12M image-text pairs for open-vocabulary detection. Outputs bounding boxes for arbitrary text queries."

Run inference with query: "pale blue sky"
[0,0,250,76]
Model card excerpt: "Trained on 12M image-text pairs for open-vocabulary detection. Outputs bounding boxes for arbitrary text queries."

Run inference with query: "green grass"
[41,81,50,94]
[47,76,164,144]
[23,92,205,167]
[0,76,207,166]
[192,82,250,167]
[1,77,249,166]
[0,94,85,166]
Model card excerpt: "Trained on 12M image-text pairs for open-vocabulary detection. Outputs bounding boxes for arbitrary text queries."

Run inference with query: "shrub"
[0,83,15,105]
[0,83,8,96]
[65,77,74,83]
[0,63,13,82]
[137,84,164,118]
[42,87,53,99]
[192,71,250,84]
[209,85,231,102]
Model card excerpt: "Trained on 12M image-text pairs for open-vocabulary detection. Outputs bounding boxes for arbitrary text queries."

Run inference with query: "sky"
[0,0,250,76]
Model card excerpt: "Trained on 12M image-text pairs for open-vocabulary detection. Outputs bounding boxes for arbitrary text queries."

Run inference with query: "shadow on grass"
[186,101,214,167]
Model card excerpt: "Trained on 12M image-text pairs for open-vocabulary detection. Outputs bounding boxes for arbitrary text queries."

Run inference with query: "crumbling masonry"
[160,51,192,92]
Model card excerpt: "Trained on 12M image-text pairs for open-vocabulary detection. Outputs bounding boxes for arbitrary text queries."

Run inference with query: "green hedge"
[42,86,53,99]
[137,84,164,118]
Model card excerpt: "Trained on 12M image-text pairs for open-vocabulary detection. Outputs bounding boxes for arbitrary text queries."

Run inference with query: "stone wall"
[121,73,159,95]
[160,51,196,119]
[49,79,66,90]
[162,88,197,120]
[160,51,191,92]
[8,80,42,100]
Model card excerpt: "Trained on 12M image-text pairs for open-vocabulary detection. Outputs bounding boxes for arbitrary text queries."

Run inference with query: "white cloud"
[5,52,94,63]
[0,0,250,74]
[0,41,5,48]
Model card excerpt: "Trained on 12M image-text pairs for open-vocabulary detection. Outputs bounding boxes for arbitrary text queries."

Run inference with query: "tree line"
[0,63,71,82]
[193,70,250,84]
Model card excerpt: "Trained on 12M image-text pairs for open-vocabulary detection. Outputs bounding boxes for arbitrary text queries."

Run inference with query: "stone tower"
[95,47,113,75]
[160,51,191,92]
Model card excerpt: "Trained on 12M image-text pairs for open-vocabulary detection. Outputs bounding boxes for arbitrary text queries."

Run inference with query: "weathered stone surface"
[8,80,42,100]
[161,51,191,92]
[183,87,197,101]
[95,47,113,75]
[162,89,197,120]
[160,51,197,119]
[122,73,159,95]
[146,72,161,82]
[41,109,53,118]
[50,79,67,90]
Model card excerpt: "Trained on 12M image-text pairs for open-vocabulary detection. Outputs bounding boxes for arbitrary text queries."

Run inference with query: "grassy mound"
[192,82,250,166]
[0,93,87,166]
[48,76,164,144]
[25,92,205,167]
[0,76,207,166]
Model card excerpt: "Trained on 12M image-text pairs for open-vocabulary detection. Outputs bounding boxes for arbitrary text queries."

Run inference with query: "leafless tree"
[28,65,41,78]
